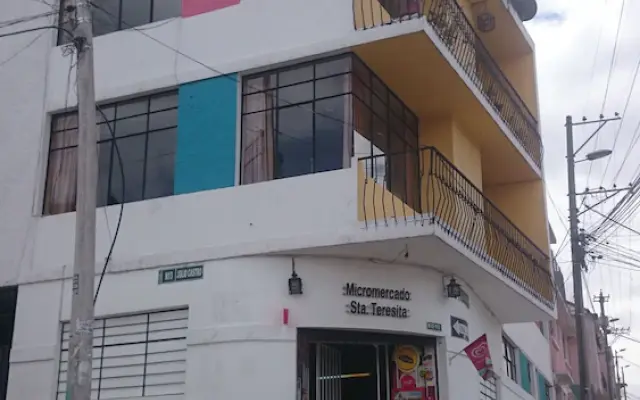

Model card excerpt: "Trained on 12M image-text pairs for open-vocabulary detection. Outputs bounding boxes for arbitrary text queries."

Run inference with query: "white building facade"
[0,0,555,399]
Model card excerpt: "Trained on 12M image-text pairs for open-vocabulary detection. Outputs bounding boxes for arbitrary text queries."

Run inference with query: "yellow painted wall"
[452,122,483,189]
[483,179,550,254]
[419,118,483,189]
[419,118,454,159]
[500,53,538,118]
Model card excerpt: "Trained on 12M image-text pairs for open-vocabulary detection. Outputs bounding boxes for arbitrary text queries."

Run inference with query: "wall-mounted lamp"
[288,259,303,295]
[446,277,462,299]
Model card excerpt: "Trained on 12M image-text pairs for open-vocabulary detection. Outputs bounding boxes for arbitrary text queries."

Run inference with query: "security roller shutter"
[57,308,188,399]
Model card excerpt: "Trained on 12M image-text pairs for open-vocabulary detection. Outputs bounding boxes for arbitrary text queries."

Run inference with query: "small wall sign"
[158,265,203,284]
[450,316,469,341]
[426,322,442,332]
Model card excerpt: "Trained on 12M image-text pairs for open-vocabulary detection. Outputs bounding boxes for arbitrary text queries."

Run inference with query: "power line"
[0,25,72,39]
[602,47,640,184]
[0,31,46,68]
[86,1,384,131]
[586,0,626,190]
[600,0,626,114]
[619,335,640,344]
[622,357,640,369]
[93,106,124,305]
[0,11,56,29]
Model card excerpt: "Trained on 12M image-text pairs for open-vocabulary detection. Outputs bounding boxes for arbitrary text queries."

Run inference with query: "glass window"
[240,53,419,212]
[277,106,314,179]
[241,54,357,184]
[503,337,517,381]
[121,0,152,28]
[44,91,178,215]
[57,0,181,45]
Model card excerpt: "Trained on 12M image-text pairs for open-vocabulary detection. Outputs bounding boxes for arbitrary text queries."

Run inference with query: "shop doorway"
[297,329,439,400]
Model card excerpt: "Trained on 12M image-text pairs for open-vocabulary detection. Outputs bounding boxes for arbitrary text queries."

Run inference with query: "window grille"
[480,376,498,400]
[57,308,188,399]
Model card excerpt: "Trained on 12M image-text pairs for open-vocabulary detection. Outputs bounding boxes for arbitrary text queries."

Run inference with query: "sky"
[524,0,640,394]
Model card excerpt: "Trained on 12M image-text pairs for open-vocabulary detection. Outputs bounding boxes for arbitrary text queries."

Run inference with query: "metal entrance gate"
[316,344,342,400]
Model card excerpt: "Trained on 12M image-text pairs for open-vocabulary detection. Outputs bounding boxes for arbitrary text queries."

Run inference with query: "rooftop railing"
[354,0,543,169]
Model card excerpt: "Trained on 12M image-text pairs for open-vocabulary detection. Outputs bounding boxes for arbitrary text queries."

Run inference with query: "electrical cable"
[87,1,356,129]
[602,48,640,184]
[619,334,640,344]
[93,106,125,305]
[585,0,626,191]
[622,358,640,369]
[0,25,73,39]
[600,0,626,115]
[0,31,46,68]
[0,11,57,29]
[613,119,640,183]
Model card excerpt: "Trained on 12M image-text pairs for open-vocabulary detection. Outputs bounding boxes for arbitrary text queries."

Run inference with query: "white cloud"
[525,0,640,391]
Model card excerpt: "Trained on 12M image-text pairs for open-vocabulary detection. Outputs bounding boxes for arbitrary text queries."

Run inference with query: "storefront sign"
[343,282,411,319]
[158,265,203,284]
[342,282,412,301]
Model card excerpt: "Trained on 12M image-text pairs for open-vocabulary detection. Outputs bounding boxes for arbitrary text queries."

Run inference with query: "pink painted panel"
[182,0,240,18]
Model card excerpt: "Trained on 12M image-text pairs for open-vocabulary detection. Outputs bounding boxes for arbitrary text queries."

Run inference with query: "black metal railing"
[353,0,543,170]
[359,147,554,306]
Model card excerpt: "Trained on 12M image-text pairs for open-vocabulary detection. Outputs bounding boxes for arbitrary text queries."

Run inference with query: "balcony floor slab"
[285,219,555,323]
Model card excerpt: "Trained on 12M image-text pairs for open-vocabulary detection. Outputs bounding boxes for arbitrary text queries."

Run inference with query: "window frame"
[57,308,188,398]
[239,53,420,209]
[43,90,179,215]
[503,336,517,382]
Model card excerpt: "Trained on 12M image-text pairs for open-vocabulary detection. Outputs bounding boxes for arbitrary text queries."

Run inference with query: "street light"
[586,149,612,161]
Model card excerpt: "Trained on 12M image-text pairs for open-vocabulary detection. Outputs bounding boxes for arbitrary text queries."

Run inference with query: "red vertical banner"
[182,0,241,18]
[463,334,494,380]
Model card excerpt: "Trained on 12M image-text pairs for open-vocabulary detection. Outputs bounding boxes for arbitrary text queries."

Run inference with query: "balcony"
[358,146,553,308]
[352,0,542,171]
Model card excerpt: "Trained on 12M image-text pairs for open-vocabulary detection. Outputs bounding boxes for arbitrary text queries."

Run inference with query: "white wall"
[45,0,423,111]
[8,256,521,400]
[0,1,56,286]
[504,322,553,381]
[0,0,424,288]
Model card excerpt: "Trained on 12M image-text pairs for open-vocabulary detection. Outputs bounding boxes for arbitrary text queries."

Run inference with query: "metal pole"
[595,291,615,400]
[566,115,590,400]
[615,352,621,400]
[66,0,98,398]
[621,367,627,400]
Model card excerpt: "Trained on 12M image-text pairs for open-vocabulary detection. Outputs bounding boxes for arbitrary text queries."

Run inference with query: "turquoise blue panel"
[520,353,531,393]
[175,74,237,194]
[537,372,549,400]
